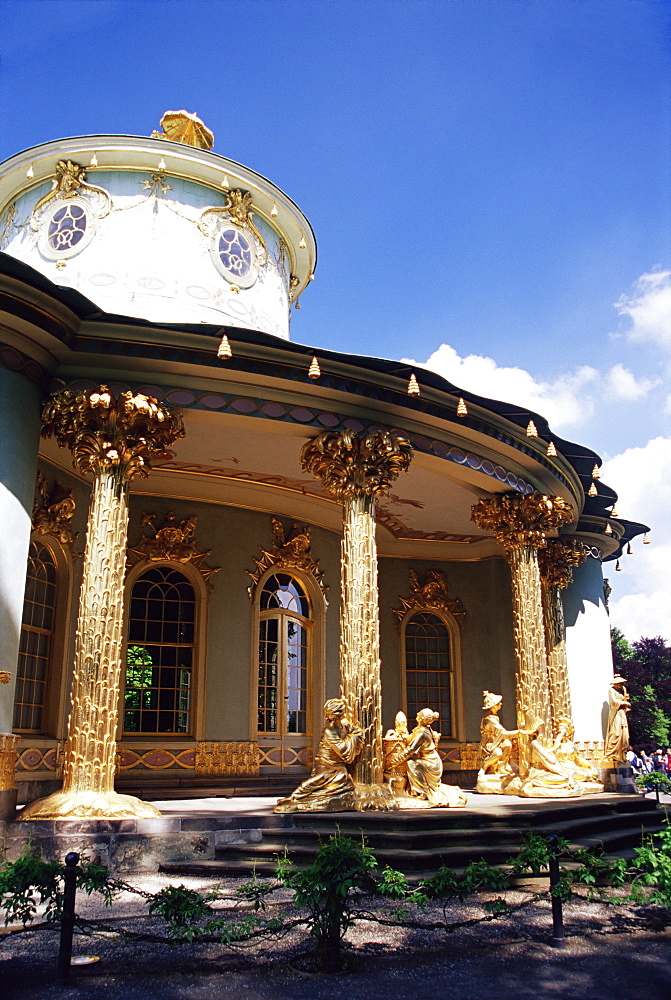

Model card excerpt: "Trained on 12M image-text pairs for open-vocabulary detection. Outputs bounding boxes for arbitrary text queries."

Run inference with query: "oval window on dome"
[210,223,258,288]
[39,198,96,260]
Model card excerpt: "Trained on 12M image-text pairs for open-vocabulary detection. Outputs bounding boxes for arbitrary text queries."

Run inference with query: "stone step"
[159,803,666,878]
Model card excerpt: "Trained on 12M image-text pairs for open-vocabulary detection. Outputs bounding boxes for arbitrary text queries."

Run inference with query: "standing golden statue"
[603,675,631,764]
[383,711,411,796]
[275,699,364,813]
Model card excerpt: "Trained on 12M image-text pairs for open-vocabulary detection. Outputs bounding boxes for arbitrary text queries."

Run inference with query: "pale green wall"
[378,557,517,741]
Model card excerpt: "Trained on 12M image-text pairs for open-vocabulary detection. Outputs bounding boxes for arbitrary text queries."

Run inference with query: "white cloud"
[405,344,658,431]
[601,436,671,643]
[605,363,659,401]
[404,343,598,429]
[615,270,671,348]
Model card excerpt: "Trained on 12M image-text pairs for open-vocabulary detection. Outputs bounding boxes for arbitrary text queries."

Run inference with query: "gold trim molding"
[0,734,19,791]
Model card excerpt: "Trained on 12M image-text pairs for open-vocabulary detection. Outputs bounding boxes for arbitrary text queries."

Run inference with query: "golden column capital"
[538,538,589,589]
[301,429,413,501]
[41,385,185,481]
[470,492,574,550]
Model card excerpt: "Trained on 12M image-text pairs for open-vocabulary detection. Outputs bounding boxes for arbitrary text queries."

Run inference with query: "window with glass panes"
[13,541,57,733]
[404,611,453,739]
[257,573,310,736]
[124,567,195,735]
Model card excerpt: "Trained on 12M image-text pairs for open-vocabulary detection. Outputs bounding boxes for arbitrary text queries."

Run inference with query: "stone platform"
[1,791,666,877]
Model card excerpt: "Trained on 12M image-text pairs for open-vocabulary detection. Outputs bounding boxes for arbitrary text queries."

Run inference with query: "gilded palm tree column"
[301,429,413,809]
[471,493,573,743]
[538,539,588,727]
[20,386,184,820]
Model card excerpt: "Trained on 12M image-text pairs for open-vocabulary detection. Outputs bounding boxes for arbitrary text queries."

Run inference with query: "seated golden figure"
[274,698,364,813]
[551,716,603,794]
[476,691,521,794]
[518,717,582,798]
[397,708,466,808]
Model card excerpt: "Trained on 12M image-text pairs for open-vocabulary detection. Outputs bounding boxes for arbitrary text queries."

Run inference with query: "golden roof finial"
[151,110,214,150]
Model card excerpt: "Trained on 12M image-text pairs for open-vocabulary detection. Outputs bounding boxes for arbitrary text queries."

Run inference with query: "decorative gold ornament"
[298,236,307,249]
[275,699,364,813]
[217,333,232,359]
[0,735,19,791]
[41,385,184,482]
[199,188,267,260]
[141,172,172,198]
[538,538,589,590]
[26,164,34,178]
[588,482,598,497]
[0,671,11,683]
[611,505,619,518]
[627,542,632,555]
[151,110,214,150]
[407,373,420,396]
[308,356,321,379]
[127,511,219,589]
[471,492,573,551]
[458,742,481,770]
[643,533,650,544]
[301,429,413,502]
[592,463,601,479]
[546,440,557,457]
[20,387,183,821]
[615,559,621,571]
[604,522,613,535]
[32,160,111,220]
[89,153,98,167]
[526,420,538,437]
[247,518,327,602]
[32,473,77,546]
[300,430,413,809]
[270,202,278,217]
[456,397,468,417]
[393,568,465,625]
[195,742,259,777]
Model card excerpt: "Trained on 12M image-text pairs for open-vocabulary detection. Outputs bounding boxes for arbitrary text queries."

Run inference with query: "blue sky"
[2,0,670,640]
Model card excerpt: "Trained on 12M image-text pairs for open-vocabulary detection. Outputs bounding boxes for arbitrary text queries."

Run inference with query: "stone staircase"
[159,794,667,879]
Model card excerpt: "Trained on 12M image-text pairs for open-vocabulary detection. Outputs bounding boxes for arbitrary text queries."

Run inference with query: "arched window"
[124,567,196,735]
[257,573,310,738]
[404,611,454,739]
[13,541,57,733]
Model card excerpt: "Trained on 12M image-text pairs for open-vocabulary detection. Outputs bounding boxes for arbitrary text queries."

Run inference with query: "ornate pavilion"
[0,113,647,819]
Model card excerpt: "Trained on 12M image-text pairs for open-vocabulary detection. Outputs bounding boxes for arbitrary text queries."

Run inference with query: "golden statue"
[383,711,411,796]
[397,709,467,808]
[551,717,603,791]
[603,675,631,764]
[517,716,582,798]
[476,691,521,794]
[275,699,364,813]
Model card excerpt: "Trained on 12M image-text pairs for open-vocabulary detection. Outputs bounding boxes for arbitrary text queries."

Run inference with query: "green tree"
[611,628,671,750]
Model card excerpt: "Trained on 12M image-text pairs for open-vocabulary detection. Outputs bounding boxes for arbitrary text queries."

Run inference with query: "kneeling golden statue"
[275,699,364,813]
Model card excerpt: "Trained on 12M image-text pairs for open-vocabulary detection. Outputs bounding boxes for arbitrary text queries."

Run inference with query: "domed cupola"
[0,111,316,339]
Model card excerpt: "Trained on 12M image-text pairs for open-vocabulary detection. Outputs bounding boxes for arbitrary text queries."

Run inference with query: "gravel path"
[1,873,670,1000]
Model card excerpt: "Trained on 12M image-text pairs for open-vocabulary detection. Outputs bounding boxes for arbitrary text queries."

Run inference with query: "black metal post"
[57,852,79,983]
[547,834,565,949]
